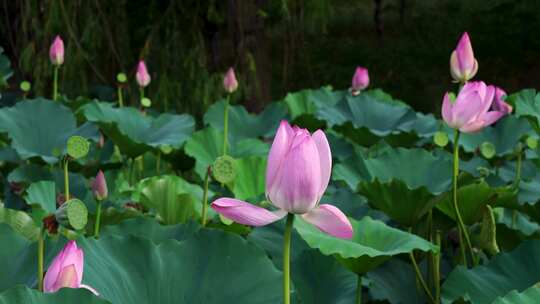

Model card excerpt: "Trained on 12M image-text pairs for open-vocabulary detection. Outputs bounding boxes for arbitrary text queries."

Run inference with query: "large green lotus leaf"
[491,286,540,304]
[0,204,40,241]
[0,286,108,304]
[367,258,426,304]
[203,100,287,141]
[227,156,266,200]
[100,217,200,243]
[435,181,497,225]
[333,147,452,226]
[494,208,540,237]
[132,175,209,225]
[0,224,66,291]
[283,86,343,119]
[454,115,532,156]
[25,181,56,214]
[295,216,438,274]
[316,91,417,136]
[441,240,540,304]
[184,127,269,179]
[511,89,540,132]
[80,101,194,158]
[0,99,96,163]
[293,249,357,304]
[78,229,282,304]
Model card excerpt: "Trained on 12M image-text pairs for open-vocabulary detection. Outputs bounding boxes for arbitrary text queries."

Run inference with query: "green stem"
[201,167,210,227]
[140,87,145,100]
[513,145,523,189]
[223,95,230,156]
[156,152,161,175]
[283,213,294,304]
[53,66,59,101]
[63,158,69,199]
[37,229,44,291]
[452,130,475,266]
[409,250,435,304]
[434,230,441,304]
[117,86,124,107]
[94,202,102,239]
[356,275,362,304]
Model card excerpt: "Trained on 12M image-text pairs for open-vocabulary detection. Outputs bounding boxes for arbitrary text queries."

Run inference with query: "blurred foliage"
[1,0,540,115]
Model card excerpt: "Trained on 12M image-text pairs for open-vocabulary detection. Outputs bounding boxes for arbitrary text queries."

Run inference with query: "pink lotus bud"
[442,81,508,133]
[210,121,353,239]
[136,60,151,88]
[351,67,369,94]
[44,240,98,295]
[92,170,108,201]
[223,67,238,93]
[450,32,478,83]
[49,36,64,66]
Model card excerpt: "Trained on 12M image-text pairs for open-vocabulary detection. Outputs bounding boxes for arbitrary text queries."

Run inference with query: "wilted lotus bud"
[92,170,108,201]
[450,32,478,83]
[136,60,151,88]
[49,35,65,66]
[351,67,369,95]
[44,240,98,295]
[223,67,238,93]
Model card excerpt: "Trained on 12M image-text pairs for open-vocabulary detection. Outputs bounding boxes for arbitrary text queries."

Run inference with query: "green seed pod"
[66,136,90,159]
[20,81,31,92]
[526,136,538,150]
[212,155,237,184]
[116,73,127,83]
[480,141,496,159]
[55,199,88,231]
[141,97,152,108]
[433,131,449,147]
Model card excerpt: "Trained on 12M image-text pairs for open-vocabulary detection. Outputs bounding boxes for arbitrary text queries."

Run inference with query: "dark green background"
[1,0,539,116]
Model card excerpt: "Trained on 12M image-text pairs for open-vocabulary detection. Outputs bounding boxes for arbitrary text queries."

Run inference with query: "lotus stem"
[94,201,102,239]
[356,275,362,304]
[452,130,475,266]
[283,213,294,304]
[223,95,230,156]
[117,86,124,107]
[201,167,210,227]
[409,250,435,304]
[53,66,59,101]
[37,229,44,291]
[434,230,441,304]
[63,158,69,199]
[513,144,523,189]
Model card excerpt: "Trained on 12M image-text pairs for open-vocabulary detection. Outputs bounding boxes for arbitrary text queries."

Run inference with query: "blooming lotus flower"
[136,60,151,87]
[491,87,513,114]
[442,81,509,133]
[49,36,64,66]
[211,121,353,239]
[351,66,369,94]
[92,170,108,201]
[223,67,238,93]
[44,241,98,295]
[450,32,478,83]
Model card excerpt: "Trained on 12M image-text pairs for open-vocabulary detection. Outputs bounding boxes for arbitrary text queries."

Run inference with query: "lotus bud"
[351,67,369,95]
[44,240,98,295]
[92,170,108,201]
[450,32,478,83]
[223,67,238,93]
[136,60,151,88]
[49,36,65,66]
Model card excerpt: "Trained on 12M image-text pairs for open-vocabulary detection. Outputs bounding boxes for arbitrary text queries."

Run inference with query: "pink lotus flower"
[351,66,369,94]
[92,170,108,201]
[136,60,151,87]
[491,87,513,114]
[450,32,478,83]
[211,121,353,239]
[44,241,98,295]
[442,81,509,133]
[49,36,64,66]
[223,67,238,93]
